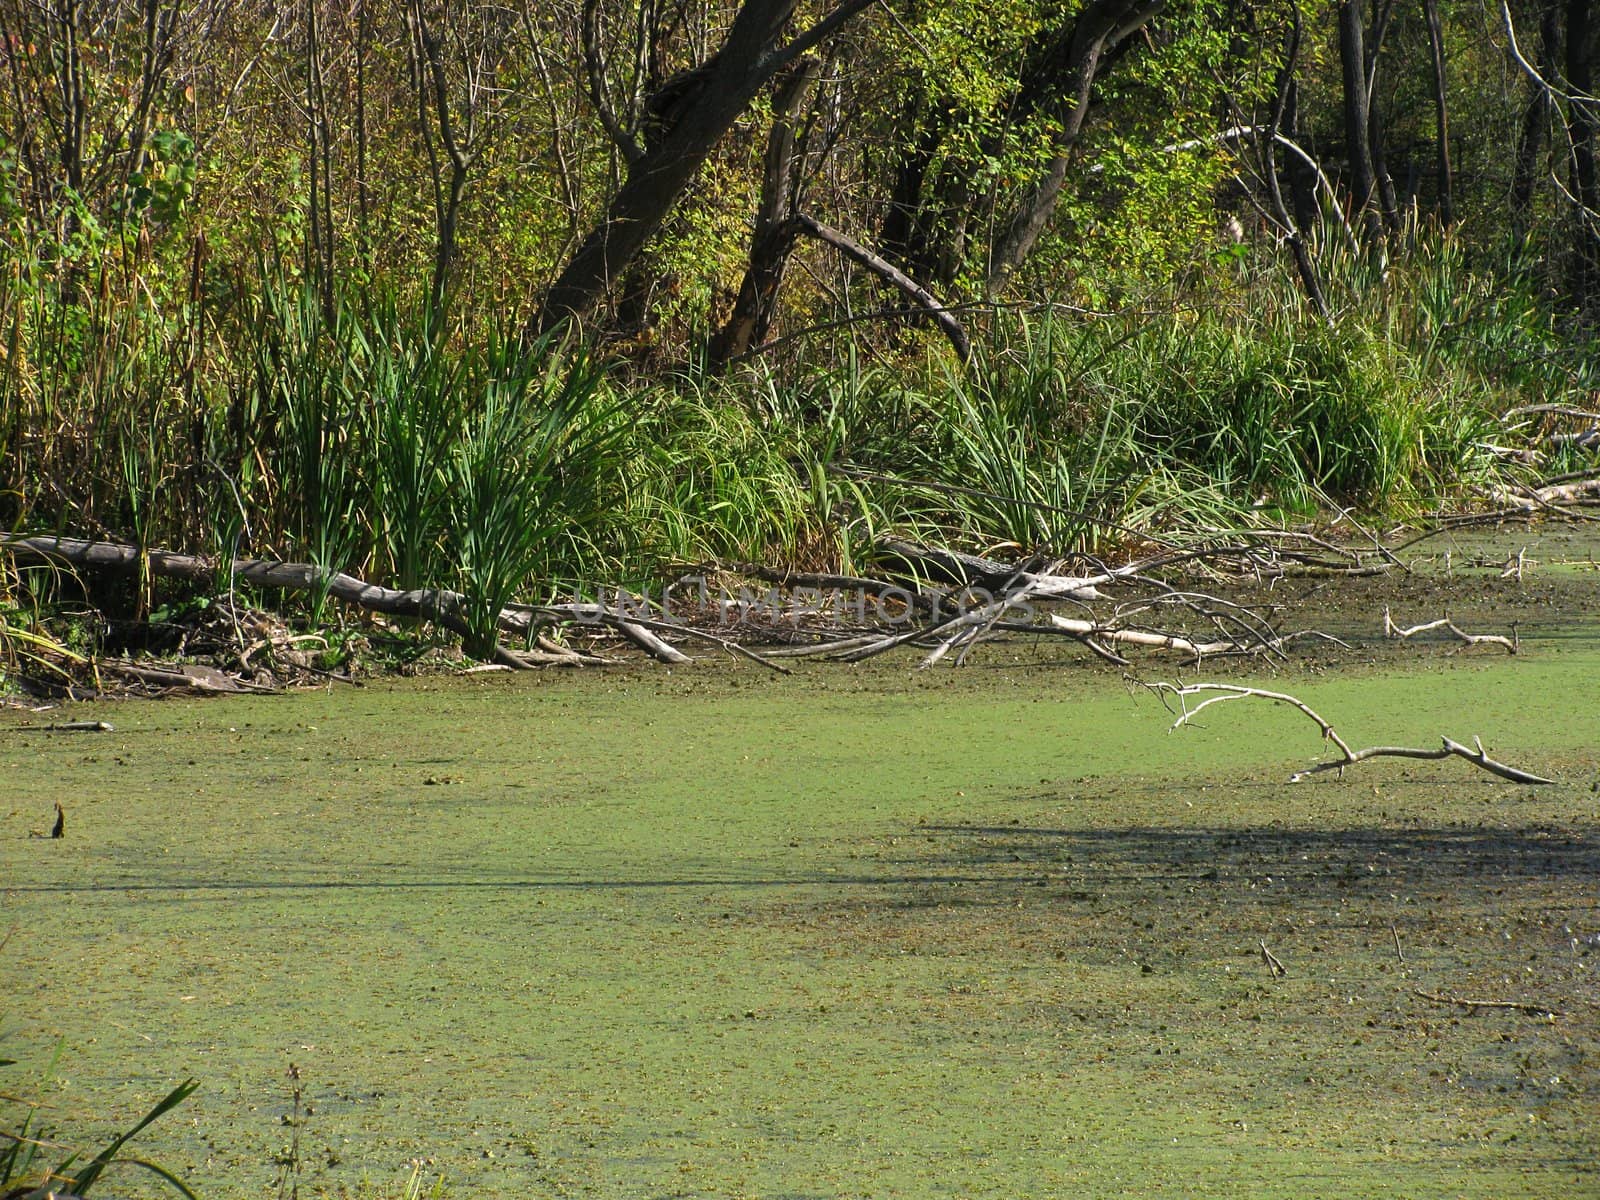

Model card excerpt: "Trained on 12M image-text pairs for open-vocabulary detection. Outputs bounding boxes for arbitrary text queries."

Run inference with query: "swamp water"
[3,532,1599,1198]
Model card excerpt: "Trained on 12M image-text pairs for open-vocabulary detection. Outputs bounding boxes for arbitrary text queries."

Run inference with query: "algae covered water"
[3,545,1598,1198]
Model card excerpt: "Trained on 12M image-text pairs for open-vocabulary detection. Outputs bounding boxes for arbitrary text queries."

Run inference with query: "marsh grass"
[445,332,623,656]
[366,306,460,594]
[1,230,1593,659]
[247,271,371,620]
[623,374,825,571]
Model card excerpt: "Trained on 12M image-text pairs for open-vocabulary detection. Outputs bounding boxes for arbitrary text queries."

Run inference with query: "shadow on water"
[866,823,1600,918]
[13,825,1597,906]
[915,822,1600,876]
[3,871,1007,895]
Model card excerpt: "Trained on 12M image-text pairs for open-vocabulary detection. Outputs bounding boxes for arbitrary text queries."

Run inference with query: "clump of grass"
[445,331,622,657]
[621,373,826,573]
[365,304,461,594]
[912,322,1153,556]
[1,1037,198,1199]
[244,269,371,619]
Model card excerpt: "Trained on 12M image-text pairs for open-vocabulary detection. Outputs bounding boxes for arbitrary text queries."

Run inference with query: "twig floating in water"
[1383,607,1517,654]
[1413,988,1560,1018]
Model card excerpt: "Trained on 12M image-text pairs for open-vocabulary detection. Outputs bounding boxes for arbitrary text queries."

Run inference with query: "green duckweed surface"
[3,550,1599,1199]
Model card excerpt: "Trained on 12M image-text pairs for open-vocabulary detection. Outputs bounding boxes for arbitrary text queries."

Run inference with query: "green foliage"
[125,129,199,227]
[3,0,1599,653]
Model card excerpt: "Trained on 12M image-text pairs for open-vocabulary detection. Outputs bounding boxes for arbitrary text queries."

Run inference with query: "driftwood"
[874,537,1107,600]
[1502,403,1600,424]
[1150,682,1554,785]
[765,564,1305,669]
[5,533,483,633]
[96,659,279,695]
[1487,475,1600,513]
[1050,614,1254,661]
[1413,988,1560,1018]
[1491,406,1600,463]
[1382,607,1518,653]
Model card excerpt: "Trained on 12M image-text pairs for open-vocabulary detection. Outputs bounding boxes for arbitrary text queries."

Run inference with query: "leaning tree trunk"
[984,0,1165,295]
[791,213,971,360]
[528,0,878,340]
[1266,12,1332,321]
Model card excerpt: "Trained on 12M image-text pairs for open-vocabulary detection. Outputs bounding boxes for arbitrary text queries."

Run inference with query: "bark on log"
[873,538,1106,600]
[1,534,693,664]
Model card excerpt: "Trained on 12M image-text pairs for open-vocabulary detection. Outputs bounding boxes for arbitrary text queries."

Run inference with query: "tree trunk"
[1283,80,1321,234]
[1511,0,1561,229]
[878,100,942,277]
[1567,0,1600,305]
[1338,0,1380,237]
[708,56,819,368]
[1422,0,1454,225]
[530,0,878,339]
[1364,0,1401,230]
[304,0,336,316]
[1368,78,1401,230]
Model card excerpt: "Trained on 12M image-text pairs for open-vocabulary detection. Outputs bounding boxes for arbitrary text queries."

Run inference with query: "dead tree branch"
[1382,607,1518,653]
[1148,682,1555,784]
[792,213,971,361]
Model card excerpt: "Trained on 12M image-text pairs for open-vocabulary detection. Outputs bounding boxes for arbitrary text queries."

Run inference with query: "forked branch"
[1147,682,1554,785]
[1382,607,1518,653]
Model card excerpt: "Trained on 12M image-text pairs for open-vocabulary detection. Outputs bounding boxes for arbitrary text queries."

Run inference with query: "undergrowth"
[1,232,1594,644]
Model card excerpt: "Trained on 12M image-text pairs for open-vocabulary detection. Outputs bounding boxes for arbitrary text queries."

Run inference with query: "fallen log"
[2,531,1338,674]
[1486,476,1600,511]
[4,533,481,636]
[873,537,1108,601]
[96,659,279,694]
[1,533,671,666]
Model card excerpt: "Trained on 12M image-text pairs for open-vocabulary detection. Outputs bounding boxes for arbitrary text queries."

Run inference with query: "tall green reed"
[446,331,622,657]
[365,302,461,593]
[247,269,370,619]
